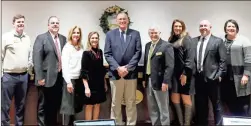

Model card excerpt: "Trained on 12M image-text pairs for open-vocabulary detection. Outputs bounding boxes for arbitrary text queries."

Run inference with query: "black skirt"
[74,80,106,105]
[171,73,195,95]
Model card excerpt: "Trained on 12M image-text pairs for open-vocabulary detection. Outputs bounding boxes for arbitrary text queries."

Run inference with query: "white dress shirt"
[197,34,211,71]
[119,28,127,42]
[49,32,62,54]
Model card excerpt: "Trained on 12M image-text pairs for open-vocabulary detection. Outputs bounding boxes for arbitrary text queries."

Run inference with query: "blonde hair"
[67,26,83,48]
[86,31,100,50]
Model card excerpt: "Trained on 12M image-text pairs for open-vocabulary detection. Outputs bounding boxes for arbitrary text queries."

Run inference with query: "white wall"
[2,1,251,63]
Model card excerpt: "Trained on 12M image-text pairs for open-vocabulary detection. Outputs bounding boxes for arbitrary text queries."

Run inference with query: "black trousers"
[195,73,222,125]
[221,79,250,116]
[37,72,63,126]
[1,72,28,126]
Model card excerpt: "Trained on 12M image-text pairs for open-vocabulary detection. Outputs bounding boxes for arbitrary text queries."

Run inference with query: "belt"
[198,70,203,74]
[146,74,151,78]
[3,72,27,75]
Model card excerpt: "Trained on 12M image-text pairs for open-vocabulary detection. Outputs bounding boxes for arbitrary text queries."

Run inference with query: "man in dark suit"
[33,16,67,126]
[142,25,174,125]
[104,12,142,125]
[194,20,227,125]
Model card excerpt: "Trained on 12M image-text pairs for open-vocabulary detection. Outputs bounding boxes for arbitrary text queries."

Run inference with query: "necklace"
[225,39,234,54]
[90,49,100,59]
[73,45,80,50]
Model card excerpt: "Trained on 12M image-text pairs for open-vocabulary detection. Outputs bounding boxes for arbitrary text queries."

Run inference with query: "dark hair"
[168,19,187,41]
[13,14,25,23]
[48,16,59,24]
[224,19,239,33]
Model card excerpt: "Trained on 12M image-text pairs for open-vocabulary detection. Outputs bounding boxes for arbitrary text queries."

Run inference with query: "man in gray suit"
[104,12,142,125]
[143,25,174,125]
[194,20,226,125]
[33,16,67,126]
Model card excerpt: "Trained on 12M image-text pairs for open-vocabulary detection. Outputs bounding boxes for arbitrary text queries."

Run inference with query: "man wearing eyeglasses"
[33,16,67,126]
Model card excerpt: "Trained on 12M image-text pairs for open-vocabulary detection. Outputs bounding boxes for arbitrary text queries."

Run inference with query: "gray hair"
[148,24,161,32]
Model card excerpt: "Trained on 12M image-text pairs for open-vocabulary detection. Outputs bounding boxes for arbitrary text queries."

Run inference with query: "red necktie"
[54,35,61,72]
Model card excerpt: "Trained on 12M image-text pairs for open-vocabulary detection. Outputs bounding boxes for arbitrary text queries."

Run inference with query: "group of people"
[1,15,107,126]
[1,12,251,126]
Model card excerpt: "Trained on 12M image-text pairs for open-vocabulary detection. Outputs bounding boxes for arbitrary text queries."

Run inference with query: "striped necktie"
[54,35,62,72]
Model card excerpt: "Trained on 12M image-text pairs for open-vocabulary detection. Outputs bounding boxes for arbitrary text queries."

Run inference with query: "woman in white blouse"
[60,26,84,125]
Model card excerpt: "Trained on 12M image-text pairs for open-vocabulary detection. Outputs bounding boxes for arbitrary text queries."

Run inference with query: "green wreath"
[99,5,132,34]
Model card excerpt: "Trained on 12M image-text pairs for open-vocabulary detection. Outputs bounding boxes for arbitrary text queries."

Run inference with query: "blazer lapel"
[120,29,132,56]
[115,29,124,54]
[145,43,151,60]
[46,32,58,59]
[203,35,214,62]
[124,29,132,50]
[59,35,64,51]
[118,29,132,56]
[195,36,200,62]
[151,39,163,59]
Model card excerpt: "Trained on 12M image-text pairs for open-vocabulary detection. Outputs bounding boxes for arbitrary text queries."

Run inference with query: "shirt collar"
[152,38,160,44]
[201,33,211,41]
[49,31,58,39]
[12,29,26,38]
[119,28,128,34]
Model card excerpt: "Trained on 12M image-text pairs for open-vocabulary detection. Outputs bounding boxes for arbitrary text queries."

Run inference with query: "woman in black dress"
[78,31,107,120]
[169,19,196,125]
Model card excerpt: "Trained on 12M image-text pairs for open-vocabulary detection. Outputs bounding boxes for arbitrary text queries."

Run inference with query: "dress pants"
[37,72,63,126]
[195,73,222,125]
[1,72,28,126]
[110,78,137,125]
[146,78,170,125]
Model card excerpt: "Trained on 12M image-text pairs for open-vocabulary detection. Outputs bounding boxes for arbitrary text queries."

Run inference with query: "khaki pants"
[110,78,137,125]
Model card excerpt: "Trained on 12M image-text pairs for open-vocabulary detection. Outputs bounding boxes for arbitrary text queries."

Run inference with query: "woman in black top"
[221,19,251,116]
[78,31,107,120]
[169,19,195,125]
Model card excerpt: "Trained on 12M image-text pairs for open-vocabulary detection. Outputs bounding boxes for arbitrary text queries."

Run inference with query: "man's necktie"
[54,35,61,72]
[121,31,125,43]
[198,37,205,72]
[146,43,155,75]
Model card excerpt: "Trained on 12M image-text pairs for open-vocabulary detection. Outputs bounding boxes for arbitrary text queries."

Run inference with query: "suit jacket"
[104,28,142,80]
[33,31,67,87]
[143,39,174,90]
[193,35,227,81]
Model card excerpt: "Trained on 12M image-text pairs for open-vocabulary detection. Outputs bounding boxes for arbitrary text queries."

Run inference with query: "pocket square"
[156,52,162,56]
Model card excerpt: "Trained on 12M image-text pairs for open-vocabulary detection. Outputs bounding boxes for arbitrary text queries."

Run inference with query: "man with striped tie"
[33,16,67,126]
